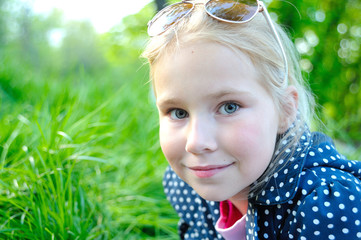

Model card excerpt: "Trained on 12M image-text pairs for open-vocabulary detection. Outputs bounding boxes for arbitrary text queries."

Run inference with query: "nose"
[185,118,217,154]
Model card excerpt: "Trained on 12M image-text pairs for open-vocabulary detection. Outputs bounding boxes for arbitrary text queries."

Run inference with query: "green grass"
[0,56,179,239]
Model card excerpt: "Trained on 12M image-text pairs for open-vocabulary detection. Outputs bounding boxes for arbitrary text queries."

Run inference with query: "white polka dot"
[352,207,358,213]
[339,204,345,209]
[350,195,355,201]
[309,151,315,156]
[342,228,349,234]
[324,201,330,207]
[329,234,335,240]
[327,212,333,218]
[312,206,318,212]
[341,216,347,222]
[314,231,320,236]
[313,219,320,225]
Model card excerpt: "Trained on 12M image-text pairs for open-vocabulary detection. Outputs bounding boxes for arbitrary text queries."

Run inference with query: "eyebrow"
[156,97,184,108]
[156,89,253,107]
[206,90,253,99]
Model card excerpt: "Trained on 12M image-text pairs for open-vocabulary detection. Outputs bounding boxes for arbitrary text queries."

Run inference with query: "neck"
[229,188,249,215]
[229,198,248,216]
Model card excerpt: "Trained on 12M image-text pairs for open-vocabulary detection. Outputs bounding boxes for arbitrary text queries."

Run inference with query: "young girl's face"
[154,41,281,202]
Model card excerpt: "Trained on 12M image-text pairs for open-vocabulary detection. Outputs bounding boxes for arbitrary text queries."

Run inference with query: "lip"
[188,163,234,178]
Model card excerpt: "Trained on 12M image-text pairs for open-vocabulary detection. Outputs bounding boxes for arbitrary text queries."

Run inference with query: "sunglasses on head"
[147,0,288,85]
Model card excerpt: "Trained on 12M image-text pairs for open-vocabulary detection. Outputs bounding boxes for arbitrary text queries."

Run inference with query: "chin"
[195,188,233,202]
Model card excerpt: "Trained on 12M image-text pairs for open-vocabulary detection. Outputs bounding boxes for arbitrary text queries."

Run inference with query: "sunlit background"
[0,0,360,239]
[23,0,152,33]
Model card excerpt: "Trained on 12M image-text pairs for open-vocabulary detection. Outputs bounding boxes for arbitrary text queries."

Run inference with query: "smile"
[188,163,234,178]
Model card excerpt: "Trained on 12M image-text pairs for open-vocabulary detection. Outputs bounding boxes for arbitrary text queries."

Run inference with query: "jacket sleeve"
[163,166,223,239]
[283,176,361,240]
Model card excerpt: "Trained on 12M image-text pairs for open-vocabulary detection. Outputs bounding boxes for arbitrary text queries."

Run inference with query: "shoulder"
[163,166,222,239]
[283,162,361,239]
[279,132,361,238]
[284,173,361,239]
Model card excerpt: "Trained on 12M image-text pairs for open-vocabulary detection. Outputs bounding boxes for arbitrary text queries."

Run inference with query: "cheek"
[224,122,277,166]
[159,122,184,164]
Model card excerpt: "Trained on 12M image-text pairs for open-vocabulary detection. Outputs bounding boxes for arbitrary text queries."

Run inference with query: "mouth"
[188,163,234,178]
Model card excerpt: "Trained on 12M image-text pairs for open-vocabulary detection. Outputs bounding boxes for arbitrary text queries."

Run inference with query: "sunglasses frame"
[147,0,288,85]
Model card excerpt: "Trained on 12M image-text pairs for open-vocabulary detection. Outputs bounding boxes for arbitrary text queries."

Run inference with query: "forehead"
[152,40,270,103]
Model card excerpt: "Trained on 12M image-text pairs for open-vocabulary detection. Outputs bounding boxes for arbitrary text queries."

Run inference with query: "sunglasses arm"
[259,1,289,86]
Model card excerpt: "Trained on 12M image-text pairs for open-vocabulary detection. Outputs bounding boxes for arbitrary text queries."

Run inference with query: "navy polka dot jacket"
[163,128,361,239]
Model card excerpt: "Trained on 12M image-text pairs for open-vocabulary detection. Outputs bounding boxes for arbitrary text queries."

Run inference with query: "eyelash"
[218,102,241,115]
[167,101,241,120]
[168,108,188,120]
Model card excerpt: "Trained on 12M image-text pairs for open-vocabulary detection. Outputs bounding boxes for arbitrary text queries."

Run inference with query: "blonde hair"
[142,4,315,196]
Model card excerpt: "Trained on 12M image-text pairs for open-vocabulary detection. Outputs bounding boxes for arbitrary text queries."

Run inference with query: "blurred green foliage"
[270,0,361,146]
[0,0,360,239]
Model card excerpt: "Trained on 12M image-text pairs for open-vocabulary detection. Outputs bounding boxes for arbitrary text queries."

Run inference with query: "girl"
[142,0,361,239]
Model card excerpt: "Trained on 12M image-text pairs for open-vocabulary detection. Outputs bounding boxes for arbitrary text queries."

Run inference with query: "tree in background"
[274,0,361,144]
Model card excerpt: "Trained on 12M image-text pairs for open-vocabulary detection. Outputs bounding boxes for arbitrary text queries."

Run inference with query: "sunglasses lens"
[148,2,194,36]
[205,0,259,22]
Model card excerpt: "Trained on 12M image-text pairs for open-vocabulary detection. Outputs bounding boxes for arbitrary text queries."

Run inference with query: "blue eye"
[170,109,188,119]
[219,103,239,115]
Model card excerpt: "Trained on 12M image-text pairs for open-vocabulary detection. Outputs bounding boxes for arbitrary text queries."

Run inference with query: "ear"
[278,86,299,133]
